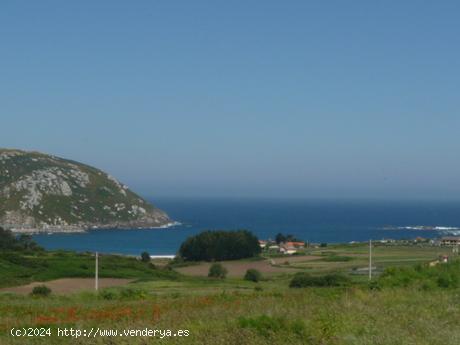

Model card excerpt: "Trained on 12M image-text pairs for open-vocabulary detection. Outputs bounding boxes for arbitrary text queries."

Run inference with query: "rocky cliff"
[0,149,171,232]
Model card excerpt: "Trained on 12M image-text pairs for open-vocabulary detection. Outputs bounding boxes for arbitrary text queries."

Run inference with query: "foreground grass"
[1,282,460,344]
[1,244,458,344]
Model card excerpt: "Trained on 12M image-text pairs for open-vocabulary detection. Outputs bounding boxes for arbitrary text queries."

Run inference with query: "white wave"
[385,225,460,231]
[151,221,182,229]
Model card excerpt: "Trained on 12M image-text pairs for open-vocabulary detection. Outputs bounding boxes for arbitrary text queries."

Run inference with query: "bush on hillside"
[208,263,227,279]
[0,227,43,252]
[179,230,261,261]
[244,268,262,282]
[31,285,51,297]
[289,272,350,288]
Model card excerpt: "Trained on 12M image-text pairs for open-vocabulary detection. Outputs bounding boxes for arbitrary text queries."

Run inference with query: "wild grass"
[1,282,460,344]
[1,244,459,344]
[0,251,178,288]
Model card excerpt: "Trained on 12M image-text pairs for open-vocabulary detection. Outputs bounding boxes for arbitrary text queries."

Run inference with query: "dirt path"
[0,278,132,294]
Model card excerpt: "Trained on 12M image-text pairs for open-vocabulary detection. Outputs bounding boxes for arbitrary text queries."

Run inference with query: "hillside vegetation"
[0,149,170,231]
[0,228,178,288]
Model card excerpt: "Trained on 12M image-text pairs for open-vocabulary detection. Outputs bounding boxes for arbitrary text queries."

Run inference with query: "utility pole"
[95,251,99,291]
[369,240,372,280]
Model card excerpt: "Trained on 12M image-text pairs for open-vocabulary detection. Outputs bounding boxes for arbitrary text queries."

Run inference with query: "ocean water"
[32,198,460,255]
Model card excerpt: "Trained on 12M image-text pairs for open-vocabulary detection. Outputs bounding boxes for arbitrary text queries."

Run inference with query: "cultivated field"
[0,278,132,294]
[176,243,453,279]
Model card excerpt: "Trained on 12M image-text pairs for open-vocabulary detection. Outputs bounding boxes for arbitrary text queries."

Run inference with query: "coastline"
[7,221,182,234]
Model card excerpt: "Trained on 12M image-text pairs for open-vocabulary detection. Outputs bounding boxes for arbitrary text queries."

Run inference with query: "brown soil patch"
[176,256,321,278]
[0,278,132,295]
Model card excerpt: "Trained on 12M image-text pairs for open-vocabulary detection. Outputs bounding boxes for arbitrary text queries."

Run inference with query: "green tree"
[275,233,301,244]
[179,230,261,261]
[0,227,18,250]
[0,227,42,251]
[275,233,286,244]
[140,251,151,263]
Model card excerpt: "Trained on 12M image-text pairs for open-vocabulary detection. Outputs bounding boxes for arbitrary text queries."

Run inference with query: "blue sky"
[1,1,459,199]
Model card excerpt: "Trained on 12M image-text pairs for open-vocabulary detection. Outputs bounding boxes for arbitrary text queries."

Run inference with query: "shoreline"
[7,221,182,234]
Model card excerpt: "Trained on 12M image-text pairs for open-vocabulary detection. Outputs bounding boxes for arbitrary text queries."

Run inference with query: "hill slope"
[0,149,171,232]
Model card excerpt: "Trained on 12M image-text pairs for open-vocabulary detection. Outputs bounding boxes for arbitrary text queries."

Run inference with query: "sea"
[32,198,460,256]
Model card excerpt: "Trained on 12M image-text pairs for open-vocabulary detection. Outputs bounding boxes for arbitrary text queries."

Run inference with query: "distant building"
[280,244,297,255]
[285,241,305,248]
[439,255,449,263]
[430,255,450,267]
[441,236,460,246]
[279,241,304,255]
[258,240,267,248]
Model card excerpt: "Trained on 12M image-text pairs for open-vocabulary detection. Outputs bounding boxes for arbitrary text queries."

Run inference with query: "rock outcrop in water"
[0,149,171,233]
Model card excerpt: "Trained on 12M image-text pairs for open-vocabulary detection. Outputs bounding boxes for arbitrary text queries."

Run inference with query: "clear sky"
[1,1,459,199]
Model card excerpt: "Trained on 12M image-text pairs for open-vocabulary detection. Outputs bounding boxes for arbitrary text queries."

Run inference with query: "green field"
[0,250,178,289]
[1,243,459,344]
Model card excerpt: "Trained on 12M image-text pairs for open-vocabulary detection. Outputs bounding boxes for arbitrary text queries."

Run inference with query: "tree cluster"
[275,233,301,244]
[179,229,261,261]
[0,227,42,252]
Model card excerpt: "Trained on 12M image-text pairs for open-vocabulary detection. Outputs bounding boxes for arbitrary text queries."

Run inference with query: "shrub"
[179,229,261,261]
[140,252,150,263]
[31,285,51,297]
[322,255,352,262]
[289,272,350,288]
[238,315,284,336]
[99,289,117,300]
[437,273,458,288]
[244,268,262,282]
[368,280,381,291]
[238,315,306,337]
[208,263,227,279]
[120,288,146,299]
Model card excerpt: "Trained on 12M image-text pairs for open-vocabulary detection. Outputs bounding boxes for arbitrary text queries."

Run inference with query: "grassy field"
[0,250,179,289]
[0,243,459,344]
[177,243,453,280]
